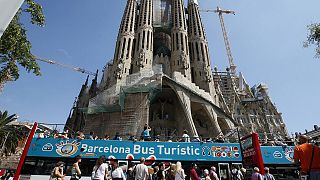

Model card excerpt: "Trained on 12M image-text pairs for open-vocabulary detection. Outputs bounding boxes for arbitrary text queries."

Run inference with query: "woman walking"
[71,155,82,180]
[174,162,186,180]
[111,160,126,180]
[50,161,65,180]
[92,156,109,180]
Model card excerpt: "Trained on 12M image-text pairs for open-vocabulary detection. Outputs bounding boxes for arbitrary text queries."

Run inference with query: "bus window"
[218,163,230,180]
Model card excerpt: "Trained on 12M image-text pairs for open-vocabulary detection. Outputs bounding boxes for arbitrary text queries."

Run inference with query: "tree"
[304,23,320,58]
[0,0,45,90]
[0,111,23,156]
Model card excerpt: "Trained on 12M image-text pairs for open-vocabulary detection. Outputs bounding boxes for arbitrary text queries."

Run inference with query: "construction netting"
[81,65,163,114]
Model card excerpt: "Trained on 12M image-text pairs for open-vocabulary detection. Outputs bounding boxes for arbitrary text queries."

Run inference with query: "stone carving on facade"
[115,58,124,79]
[204,65,212,82]
[180,51,189,70]
[138,50,146,68]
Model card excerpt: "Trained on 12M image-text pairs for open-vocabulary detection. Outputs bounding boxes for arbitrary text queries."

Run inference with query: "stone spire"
[65,76,90,132]
[132,0,153,73]
[170,0,191,79]
[188,0,216,98]
[109,0,137,86]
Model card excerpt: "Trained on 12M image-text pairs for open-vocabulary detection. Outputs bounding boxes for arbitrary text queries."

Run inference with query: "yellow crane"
[201,7,236,74]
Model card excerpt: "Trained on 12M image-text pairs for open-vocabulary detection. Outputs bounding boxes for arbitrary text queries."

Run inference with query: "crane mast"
[202,7,236,74]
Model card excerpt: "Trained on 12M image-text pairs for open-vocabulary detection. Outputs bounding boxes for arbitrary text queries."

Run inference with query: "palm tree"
[0,111,23,156]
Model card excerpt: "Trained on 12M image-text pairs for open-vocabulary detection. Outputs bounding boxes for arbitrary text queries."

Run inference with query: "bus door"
[218,163,230,180]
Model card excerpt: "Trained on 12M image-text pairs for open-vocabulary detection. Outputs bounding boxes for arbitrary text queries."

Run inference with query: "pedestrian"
[135,157,149,180]
[157,163,166,180]
[50,161,65,180]
[91,156,109,180]
[190,163,200,180]
[203,169,211,180]
[174,161,186,180]
[153,166,159,180]
[251,167,263,180]
[209,166,218,180]
[70,155,81,180]
[230,164,243,180]
[293,135,320,180]
[181,130,190,142]
[127,162,136,180]
[111,160,126,180]
[263,167,275,180]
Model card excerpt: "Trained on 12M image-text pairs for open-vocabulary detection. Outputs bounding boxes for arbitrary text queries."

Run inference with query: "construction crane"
[36,57,97,76]
[201,7,236,74]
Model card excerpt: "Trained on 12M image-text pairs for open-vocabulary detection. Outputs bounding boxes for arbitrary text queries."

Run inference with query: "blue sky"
[0,0,319,134]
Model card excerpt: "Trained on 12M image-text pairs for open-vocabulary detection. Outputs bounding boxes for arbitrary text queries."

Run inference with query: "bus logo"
[55,140,81,157]
[42,143,53,151]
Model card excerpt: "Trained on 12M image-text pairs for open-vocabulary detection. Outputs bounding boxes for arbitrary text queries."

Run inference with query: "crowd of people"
[35,124,300,147]
[35,125,228,143]
[48,155,281,180]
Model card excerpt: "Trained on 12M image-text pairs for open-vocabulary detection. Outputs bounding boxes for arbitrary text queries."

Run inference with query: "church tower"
[132,0,153,73]
[188,0,216,97]
[171,0,191,79]
[109,0,137,87]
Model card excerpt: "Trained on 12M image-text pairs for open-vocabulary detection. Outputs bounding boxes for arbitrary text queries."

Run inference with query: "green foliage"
[304,23,320,58]
[0,0,45,86]
[0,111,23,156]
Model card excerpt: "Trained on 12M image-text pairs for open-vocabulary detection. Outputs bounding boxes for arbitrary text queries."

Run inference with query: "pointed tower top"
[188,0,199,5]
[94,69,98,81]
[84,75,89,86]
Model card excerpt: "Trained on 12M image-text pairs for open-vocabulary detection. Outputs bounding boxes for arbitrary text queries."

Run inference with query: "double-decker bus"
[16,123,243,180]
[15,123,298,180]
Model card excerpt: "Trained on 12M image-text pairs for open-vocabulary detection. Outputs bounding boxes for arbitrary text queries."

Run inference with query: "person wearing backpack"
[230,165,243,180]
[91,156,109,180]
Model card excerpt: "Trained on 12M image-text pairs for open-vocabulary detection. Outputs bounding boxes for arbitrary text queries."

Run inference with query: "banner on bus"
[260,146,295,164]
[27,138,242,162]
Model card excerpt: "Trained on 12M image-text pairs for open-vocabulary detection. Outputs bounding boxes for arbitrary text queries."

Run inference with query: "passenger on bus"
[92,156,109,180]
[190,163,200,180]
[111,160,126,180]
[50,161,65,180]
[181,130,190,142]
[174,162,186,180]
[143,124,152,141]
[70,155,82,180]
[113,132,122,141]
[209,166,218,180]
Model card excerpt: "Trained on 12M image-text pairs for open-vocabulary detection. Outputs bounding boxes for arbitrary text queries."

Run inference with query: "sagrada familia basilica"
[65,0,289,141]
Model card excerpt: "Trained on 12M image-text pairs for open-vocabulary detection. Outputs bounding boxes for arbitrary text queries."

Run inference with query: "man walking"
[251,167,263,180]
[293,135,320,180]
[263,167,275,180]
[135,157,149,180]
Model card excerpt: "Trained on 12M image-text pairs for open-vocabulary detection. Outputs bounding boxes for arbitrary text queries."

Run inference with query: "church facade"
[65,0,289,141]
